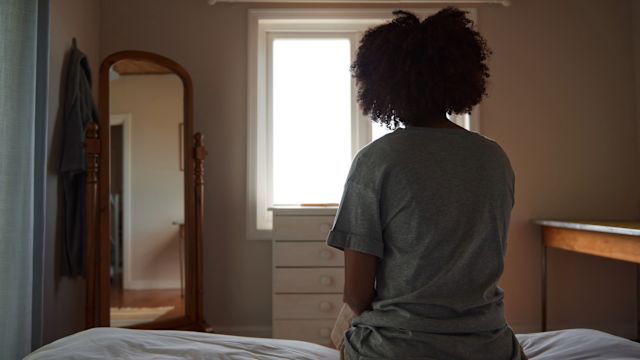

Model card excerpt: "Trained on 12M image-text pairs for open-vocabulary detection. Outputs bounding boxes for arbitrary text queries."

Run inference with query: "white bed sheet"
[26,327,640,359]
[516,329,640,360]
[26,328,339,360]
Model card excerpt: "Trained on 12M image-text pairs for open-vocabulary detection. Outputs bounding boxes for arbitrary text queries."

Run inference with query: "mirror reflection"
[108,59,185,327]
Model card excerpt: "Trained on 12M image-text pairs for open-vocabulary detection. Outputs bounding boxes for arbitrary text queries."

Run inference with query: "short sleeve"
[326,181,384,259]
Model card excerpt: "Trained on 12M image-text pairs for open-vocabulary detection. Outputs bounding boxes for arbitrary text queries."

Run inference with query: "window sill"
[270,205,338,217]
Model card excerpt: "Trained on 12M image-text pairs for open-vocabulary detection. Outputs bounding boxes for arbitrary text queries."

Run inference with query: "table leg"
[179,224,185,299]
[542,243,547,332]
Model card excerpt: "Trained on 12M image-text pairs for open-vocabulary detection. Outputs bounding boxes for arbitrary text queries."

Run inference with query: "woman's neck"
[410,114,464,129]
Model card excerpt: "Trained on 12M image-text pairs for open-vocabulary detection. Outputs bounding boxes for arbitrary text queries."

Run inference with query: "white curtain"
[0,0,37,358]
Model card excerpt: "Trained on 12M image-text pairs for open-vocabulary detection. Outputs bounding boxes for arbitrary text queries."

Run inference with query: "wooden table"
[535,220,640,333]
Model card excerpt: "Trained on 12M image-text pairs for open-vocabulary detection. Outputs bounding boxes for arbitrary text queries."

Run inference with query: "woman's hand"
[343,249,378,315]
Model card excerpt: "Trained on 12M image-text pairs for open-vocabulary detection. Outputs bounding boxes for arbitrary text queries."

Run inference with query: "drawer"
[273,216,335,241]
[273,319,335,346]
[274,242,344,267]
[273,294,343,319]
[274,268,344,293]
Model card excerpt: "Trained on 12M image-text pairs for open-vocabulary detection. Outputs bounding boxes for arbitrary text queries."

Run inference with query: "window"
[271,37,352,206]
[247,9,478,239]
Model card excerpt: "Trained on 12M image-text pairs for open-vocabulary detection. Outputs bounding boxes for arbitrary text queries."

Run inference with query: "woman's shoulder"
[354,131,396,158]
[355,127,510,164]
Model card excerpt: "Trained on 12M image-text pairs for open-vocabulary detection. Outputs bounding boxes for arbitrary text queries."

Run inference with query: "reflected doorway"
[107,62,186,327]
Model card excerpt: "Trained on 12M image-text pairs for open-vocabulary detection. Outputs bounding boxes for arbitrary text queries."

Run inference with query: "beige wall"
[634,1,640,165]
[45,0,101,344]
[480,1,638,337]
[110,74,184,289]
[97,0,640,337]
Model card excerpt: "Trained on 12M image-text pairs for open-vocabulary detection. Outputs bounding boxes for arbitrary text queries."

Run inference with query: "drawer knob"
[319,249,332,260]
[319,328,331,338]
[319,223,332,234]
[319,301,333,312]
[319,275,333,286]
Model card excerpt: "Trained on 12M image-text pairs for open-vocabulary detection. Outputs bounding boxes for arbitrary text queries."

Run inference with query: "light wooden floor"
[111,281,185,322]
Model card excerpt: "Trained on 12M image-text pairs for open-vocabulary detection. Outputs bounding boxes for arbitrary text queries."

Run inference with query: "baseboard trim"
[510,324,541,334]
[210,324,546,338]
[210,325,273,338]
[208,323,637,341]
[124,279,181,290]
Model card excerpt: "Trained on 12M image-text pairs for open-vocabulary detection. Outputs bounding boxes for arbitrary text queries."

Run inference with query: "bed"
[26,327,640,359]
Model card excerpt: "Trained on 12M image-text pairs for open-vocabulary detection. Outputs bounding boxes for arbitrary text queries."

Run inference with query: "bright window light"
[370,113,470,141]
[272,38,352,205]
[371,121,392,142]
[448,112,471,129]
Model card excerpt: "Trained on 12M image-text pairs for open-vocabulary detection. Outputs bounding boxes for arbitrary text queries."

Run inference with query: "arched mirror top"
[100,51,193,92]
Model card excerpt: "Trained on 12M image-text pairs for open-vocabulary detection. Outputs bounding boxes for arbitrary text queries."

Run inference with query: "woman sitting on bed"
[327,8,526,360]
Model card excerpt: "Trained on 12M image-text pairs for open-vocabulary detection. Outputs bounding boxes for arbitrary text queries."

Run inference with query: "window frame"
[247,8,478,240]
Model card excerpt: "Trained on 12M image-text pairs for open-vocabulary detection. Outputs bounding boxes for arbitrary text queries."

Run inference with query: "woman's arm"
[343,249,377,315]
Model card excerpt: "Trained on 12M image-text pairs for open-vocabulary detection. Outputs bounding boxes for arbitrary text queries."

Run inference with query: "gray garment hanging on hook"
[59,43,98,277]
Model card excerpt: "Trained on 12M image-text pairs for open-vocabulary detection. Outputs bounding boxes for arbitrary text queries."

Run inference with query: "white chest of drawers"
[271,207,342,347]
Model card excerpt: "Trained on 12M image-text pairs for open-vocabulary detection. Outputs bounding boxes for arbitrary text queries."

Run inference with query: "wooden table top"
[533,220,640,237]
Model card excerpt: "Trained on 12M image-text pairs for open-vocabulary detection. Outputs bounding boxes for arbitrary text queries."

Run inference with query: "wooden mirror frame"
[86,50,207,331]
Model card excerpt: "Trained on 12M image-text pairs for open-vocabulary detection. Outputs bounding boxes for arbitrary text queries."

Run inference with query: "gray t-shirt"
[327,127,523,360]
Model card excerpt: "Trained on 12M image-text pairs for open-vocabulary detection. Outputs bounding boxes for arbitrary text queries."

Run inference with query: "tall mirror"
[109,58,185,327]
[88,51,206,331]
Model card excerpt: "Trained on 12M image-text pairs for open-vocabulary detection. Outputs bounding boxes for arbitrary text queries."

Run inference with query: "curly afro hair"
[351,7,491,129]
